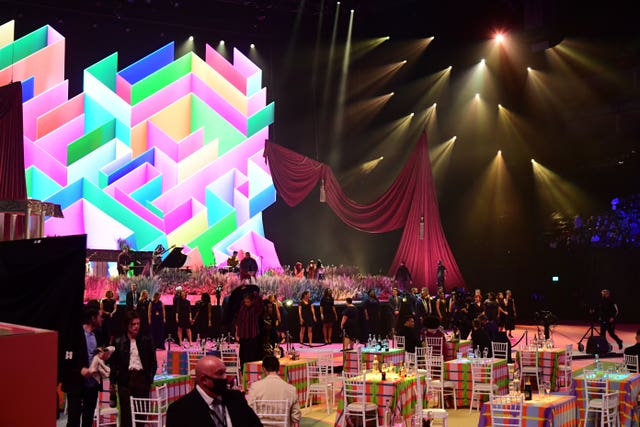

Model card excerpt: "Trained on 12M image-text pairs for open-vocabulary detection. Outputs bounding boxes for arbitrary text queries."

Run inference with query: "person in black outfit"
[320,288,338,344]
[436,260,447,291]
[363,289,381,338]
[239,251,259,282]
[396,316,420,353]
[166,356,262,427]
[471,318,492,357]
[117,246,131,276]
[125,283,138,312]
[176,290,193,346]
[193,292,213,340]
[298,290,316,345]
[389,287,402,332]
[341,297,359,349]
[623,329,640,356]
[395,261,412,290]
[62,307,109,427]
[110,311,157,427]
[599,289,623,350]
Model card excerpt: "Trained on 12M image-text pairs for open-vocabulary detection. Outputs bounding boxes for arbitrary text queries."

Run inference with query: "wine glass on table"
[543,380,551,400]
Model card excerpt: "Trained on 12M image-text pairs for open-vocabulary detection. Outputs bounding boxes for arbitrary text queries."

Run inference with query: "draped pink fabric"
[264,131,466,291]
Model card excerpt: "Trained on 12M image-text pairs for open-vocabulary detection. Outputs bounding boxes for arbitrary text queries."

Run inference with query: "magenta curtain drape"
[0,82,26,200]
[264,131,466,291]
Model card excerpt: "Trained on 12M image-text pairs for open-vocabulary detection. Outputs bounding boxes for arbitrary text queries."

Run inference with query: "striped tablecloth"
[516,348,565,391]
[335,372,420,427]
[444,358,509,407]
[343,348,405,372]
[478,394,578,427]
[165,347,221,375]
[152,374,190,404]
[573,371,640,427]
[243,358,310,403]
[444,340,472,361]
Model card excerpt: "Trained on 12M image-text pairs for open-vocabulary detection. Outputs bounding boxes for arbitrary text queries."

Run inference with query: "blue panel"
[249,184,276,218]
[45,178,84,210]
[118,42,175,85]
[21,77,35,102]
[106,148,155,185]
[130,174,162,205]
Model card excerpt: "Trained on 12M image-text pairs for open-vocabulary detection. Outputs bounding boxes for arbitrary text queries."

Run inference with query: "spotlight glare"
[432,103,437,108]
[531,159,536,164]
[285,299,293,307]
[219,40,225,46]
[410,112,415,117]
[402,59,407,63]
[495,33,505,43]
[453,136,457,141]
[475,93,480,99]
[389,92,395,96]
[481,58,485,64]
[188,35,194,41]
[250,43,255,48]
[498,103,502,109]
[498,150,502,156]
[385,36,390,40]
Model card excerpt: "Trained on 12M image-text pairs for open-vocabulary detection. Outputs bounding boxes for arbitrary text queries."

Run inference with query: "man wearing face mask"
[167,356,262,427]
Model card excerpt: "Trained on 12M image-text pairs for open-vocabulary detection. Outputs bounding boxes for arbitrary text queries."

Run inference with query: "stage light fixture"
[475,93,480,99]
[219,40,225,46]
[495,33,505,43]
[410,112,415,117]
[433,103,437,108]
[498,150,502,156]
[531,159,536,163]
[188,35,193,41]
[498,104,502,109]
[527,67,532,72]
[481,58,485,65]
[285,299,293,307]
[250,43,255,48]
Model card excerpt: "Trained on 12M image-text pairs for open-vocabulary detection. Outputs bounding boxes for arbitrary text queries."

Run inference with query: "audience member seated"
[624,329,640,356]
[396,316,420,353]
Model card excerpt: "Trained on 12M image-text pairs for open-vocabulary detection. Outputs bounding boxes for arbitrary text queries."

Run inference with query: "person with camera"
[599,289,623,350]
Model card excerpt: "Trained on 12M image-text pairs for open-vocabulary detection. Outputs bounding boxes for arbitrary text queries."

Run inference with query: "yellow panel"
[177,138,219,183]
[167,209,208,248]
[0,20,14,49]
[130,121,148,157]
[191,54,247,115]
[150,95,191,141]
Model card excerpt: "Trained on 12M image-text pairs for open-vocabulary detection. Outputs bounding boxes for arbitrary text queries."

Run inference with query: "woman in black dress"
[262,294,281,352]
[340,297,359,349]
[136,290,151,335]
[320,288,337,344]
[363,289,381,338]
[193,292,213,340]
[149,291,166,349]
[298,290,316,345]
[100,289,118,344]
[503,289,517,337]
[176,290,193,346]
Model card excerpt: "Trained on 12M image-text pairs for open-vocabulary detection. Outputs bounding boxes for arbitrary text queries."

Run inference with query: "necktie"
[210,401,226,427]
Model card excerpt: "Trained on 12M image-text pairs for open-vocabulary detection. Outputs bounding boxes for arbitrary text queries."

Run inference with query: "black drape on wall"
[0,234,87,381]
[0,82,26,200]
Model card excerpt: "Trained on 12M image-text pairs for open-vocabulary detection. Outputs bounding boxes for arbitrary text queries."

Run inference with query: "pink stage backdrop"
[264,132,465,291]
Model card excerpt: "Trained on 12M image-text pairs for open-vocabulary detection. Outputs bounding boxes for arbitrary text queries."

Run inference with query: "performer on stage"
[117,246,131,276]
[227,250,240,273]
[239,251,259,282]
[151,244,165,276]
[436,259,447,290]
[394,261,412,290]
[599,289,623,350]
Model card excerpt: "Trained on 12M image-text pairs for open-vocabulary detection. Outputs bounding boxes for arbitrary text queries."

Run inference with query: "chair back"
[470,359,494,388]
[393,335,405,350]
[317,351,335,375]
[426,354,445,380]
[307,360,332,385]
[583,369,609,405]
[624,354,639,373]
[518,349,539,371]
[489,394,523,427]
[491,342,508,361]
[425,336,443,357]
[405,351,417,370]
[416,346,431,371]
[343,371,367,405]
[252,399,290,427]
[130,395,164,427]
[187,350,207,380]
[345,346,363,374]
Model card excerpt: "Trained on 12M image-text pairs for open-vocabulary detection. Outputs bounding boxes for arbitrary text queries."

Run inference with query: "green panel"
[145,200,164,218]
[129,53,192,105]
[188,212,236,266]
[82,179,163,249]
[68,119,116,165]
[190,95,246,155]
[0,26,47,69]
[84,52,118,91]
[247,102,275,137]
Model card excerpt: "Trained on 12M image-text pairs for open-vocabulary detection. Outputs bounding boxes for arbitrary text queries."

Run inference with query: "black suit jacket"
[61,325,105,393]
[126,290,138,311]
[167,388,262,427]
[110,333,157,387]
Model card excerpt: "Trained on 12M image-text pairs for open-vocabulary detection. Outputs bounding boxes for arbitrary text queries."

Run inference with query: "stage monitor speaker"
[586,336,610,354]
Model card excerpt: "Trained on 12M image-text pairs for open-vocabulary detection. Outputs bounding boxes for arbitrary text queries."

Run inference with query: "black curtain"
[0,234,87,381]
[0,82,26,200]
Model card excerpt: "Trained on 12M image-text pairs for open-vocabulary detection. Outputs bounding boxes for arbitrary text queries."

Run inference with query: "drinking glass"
[512,374,521,394]
[543,381,551,399]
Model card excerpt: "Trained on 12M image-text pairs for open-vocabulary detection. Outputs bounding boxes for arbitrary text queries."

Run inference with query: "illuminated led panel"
[2,20,279,270]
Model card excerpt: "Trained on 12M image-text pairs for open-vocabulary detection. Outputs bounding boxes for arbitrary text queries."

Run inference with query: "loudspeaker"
[586,336,611,354]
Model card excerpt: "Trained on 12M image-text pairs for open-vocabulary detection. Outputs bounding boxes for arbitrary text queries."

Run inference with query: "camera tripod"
[577,320,599,352]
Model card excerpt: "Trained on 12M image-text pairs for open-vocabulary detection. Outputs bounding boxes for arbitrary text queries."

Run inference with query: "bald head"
[195,356,227,398]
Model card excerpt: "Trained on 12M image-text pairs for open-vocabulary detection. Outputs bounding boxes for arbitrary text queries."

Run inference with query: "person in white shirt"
[247,355,301,427]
